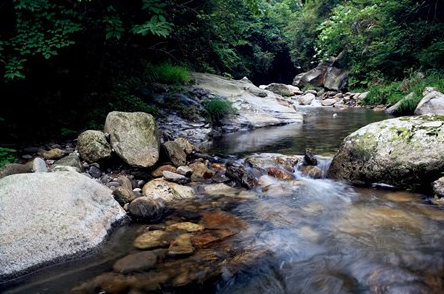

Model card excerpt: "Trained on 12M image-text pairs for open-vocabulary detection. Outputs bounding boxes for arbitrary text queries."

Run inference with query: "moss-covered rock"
[328,115,444,190]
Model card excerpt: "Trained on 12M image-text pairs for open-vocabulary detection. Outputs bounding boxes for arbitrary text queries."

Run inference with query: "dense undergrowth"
[361,70,444,113]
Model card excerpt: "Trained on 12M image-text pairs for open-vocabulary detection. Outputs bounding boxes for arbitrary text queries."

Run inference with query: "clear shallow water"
[4,107,444,294]
[215,171,444,294]
[208,107,389,156]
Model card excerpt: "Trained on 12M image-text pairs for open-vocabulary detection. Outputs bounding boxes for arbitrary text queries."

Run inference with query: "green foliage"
[397,95,421,114]
[60,128,78,138]
[284,0,341,70]
[146,63,191,85]
[0,147,17,167]
[364,82,404,106]
[0,0,81,80]
[203,98,237,124]
[85,76,161,130]
[0,0,173,81]
[131,0,172,38]
[363,71,444,111]
[286,0,444,86]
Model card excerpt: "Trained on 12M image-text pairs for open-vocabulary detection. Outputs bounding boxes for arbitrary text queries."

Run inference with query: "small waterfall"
[294,155,333,179]
[317,156,333,178]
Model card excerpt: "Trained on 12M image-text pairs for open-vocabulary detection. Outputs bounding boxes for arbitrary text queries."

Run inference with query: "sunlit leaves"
[132,15,172,37]
[132,0,172,37]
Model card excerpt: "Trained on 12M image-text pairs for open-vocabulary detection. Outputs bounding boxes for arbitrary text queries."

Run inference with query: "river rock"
[142,178,196,202]
[328,115,444,190]
[0,163,32,179]
[191,229,237,247]
[163,141,187,167]
[245,153,299,172]
[432,177,444,198]
[189,162,214,181]
[303,148,318,166]
[299,93,316,105]
[162,170,190,184]
[133,230,173,249]
[300,166,323,179]
[38,148,64,160]
[76,130,112,163]
[31,157,47,172]
[168,233,194,256]
[117,175,133,191]
[0,172,126,278]
[174,137,194,155]
[264,83,293,96]
[267,168,295,181]
[225,162,257,189]
[151,165,177,178]
[127,197,168,222]
[113,186,137,206]
[104,111,160,168]
[50,153,83,173]
[113,251,158,274]
[202,183,257,199]
[167,222,204,232]
[200,210,246,231]
[176,165,193,177]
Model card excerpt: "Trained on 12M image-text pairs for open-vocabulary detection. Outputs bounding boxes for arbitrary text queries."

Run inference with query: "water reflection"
[209,107,390,156]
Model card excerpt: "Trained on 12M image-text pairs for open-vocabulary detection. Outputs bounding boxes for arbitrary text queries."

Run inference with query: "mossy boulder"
[328,115,444,190]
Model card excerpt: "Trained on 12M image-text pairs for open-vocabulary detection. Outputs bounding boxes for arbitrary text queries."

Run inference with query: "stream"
[3,107,444,294]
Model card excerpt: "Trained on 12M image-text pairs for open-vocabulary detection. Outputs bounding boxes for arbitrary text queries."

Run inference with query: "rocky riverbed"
[3,73,444,294]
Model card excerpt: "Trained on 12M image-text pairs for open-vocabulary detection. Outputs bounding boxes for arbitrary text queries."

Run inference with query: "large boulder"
[323,67,349,91]
[190,73,303,131]
[292,61,348,91]
[104,111,160,168]
[0,172,126,279]
[328,115,444,190]
[414,90,444,115]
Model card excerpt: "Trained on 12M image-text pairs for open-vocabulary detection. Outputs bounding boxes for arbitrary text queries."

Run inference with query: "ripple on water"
[215,177,444,294]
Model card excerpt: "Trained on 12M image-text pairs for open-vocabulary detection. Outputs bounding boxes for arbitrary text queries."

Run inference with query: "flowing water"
[3,107,444,294]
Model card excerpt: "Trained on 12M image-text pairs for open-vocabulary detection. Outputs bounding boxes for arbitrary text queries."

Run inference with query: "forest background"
[0,0,443,150]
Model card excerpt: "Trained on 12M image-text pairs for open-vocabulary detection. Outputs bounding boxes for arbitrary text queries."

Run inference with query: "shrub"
[145,63,191,85]
[397,95,421,114]
[364,82,404,106]
[362,70,444,112]
[0,147,17,167]
[203,98,236,124]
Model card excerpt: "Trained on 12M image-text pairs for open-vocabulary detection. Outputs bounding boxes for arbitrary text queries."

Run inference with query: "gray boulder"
[104,111,160,168]
[0,172,126,278]
[414,90,444,115]
[293,62,348,91]
[328,115,444,190]
[77,130,112,163]
[191,72,303,131]
[323,67,349,91]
